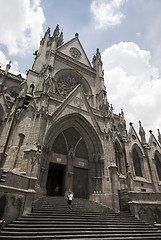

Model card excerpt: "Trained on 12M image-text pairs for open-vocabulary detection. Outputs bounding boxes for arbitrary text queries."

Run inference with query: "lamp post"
[0,93,32,169]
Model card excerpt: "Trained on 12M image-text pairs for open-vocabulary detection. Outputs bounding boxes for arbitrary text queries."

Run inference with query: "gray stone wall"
[0,170,36,223]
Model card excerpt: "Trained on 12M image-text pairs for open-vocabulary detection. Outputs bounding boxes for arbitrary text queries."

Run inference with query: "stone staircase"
[0,196,161,239]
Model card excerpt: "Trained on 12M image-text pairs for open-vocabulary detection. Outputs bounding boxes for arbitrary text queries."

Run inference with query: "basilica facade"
[0,25,161,224]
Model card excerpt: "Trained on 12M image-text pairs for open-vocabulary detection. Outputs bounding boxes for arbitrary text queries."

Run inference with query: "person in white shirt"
[67,191,73,208]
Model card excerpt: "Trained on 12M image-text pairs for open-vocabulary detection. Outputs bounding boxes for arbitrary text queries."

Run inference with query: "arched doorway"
[46,127,89,198]
[42,113,103,199]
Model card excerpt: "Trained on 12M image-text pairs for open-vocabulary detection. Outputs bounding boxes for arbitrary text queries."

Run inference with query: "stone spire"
[41,27,50,45]
[52,24,59,41]
[39,27,51,52]
[139,121,147,144]
[119,109,125,126]
[48,24,60,67]
[148,130,153,146]
[92,48,104,77]
[128,122,133,137]
[158,129,161,145]
[32,27,51,72]
[32,25,61,72]
[93,48,106,110]
[57,31,64,47]
[110,104,114,119]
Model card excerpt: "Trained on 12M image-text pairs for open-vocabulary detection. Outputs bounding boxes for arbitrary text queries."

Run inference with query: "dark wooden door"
[72,167,88,198]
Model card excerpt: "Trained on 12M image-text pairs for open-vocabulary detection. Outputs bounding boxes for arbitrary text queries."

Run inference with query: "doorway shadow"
[46,163,65,196]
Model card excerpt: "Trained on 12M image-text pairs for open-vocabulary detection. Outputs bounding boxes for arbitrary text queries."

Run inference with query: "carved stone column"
[65,146,74,193]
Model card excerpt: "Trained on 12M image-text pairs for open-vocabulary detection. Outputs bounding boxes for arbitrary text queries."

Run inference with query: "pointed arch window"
[155,153,161,181]
[132,148,143,177]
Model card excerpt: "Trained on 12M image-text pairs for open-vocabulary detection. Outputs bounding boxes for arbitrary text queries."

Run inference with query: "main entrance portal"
[46,127,89,198]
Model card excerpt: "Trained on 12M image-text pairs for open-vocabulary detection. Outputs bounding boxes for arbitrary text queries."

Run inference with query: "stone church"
[0,25,161,225]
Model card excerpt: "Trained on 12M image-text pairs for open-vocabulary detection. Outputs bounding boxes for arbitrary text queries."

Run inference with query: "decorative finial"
[53,24,59,40]
[158,129,161,144]
[57,31,64,47]
[75,33,79,38]
[139,121,146,144]
[47,27,50,34]
[92,55,96,69]
[110,104,113,118]
[44,27,50,38]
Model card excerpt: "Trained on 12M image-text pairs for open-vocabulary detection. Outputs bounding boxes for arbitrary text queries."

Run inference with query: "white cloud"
[0,51,27,78]
[101,42,161,137]
[90,0,128,29]
[0,50,18,69]
[0,0,45,56]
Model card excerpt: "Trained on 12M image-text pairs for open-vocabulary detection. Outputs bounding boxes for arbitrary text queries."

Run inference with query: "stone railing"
[128,191,161,224]
[0,169,36,224]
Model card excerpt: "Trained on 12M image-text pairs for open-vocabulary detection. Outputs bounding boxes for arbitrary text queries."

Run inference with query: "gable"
[56,36,92,68]
[50,85,101,134]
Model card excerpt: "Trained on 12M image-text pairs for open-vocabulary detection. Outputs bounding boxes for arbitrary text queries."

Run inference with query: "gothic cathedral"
[0,25,161,224]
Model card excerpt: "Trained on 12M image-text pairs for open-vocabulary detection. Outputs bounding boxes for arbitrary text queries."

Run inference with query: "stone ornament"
[73,97,84,108]
[69,47,82,59]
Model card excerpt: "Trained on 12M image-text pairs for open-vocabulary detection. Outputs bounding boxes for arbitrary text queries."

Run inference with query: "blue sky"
[0,0,161,139]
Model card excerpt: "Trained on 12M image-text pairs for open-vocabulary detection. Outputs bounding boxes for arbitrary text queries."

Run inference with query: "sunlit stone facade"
[0,25,161,224]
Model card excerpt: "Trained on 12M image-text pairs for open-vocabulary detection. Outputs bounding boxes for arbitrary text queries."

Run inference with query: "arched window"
[132,148,143,177]
[114,141,125,175]
[155,153,161,181]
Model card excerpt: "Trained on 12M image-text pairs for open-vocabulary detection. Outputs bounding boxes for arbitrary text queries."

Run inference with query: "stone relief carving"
[30,145,41,177]
[43,73,53,94]
[73,97,84,108]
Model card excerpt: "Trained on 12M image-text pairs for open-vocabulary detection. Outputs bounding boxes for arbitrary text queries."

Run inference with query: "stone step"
[3,226,159,233]
[11,219,151,227]
[22,214,141,220]
[14,219,149,226]
[1,236,161,240]
[9,220,152,226]
[27,211,142,219]
[1,197,161,239]
[1,230,161,238]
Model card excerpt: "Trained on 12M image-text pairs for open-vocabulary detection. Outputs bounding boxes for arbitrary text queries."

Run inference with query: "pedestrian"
[67,190,73,209]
